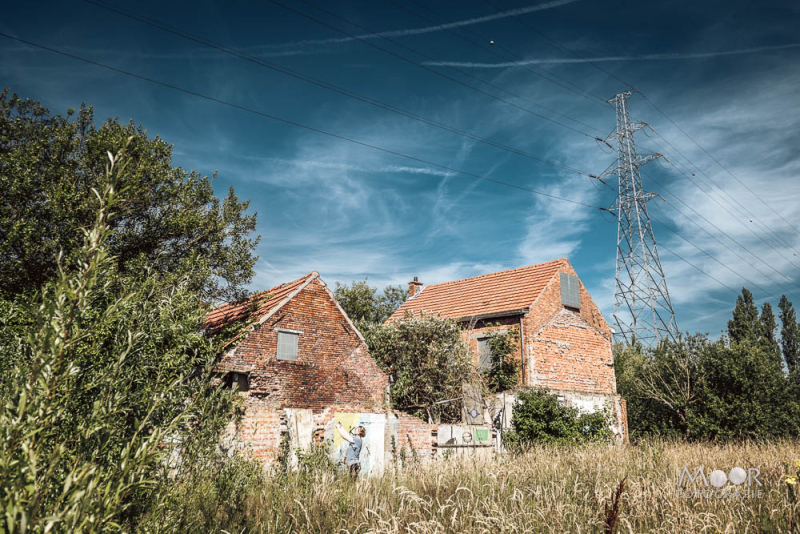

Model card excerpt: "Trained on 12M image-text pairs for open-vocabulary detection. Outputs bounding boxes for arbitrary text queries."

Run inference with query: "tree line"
[616,288,800,440]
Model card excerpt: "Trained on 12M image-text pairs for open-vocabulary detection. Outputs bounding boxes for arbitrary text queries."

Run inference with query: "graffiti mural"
[327,412,386,476]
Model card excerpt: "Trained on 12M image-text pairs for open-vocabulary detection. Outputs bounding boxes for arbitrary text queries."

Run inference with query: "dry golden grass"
[228,440,800,533]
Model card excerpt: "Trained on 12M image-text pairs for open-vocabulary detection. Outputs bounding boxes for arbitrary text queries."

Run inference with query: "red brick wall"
[524,262,611,343]
[231,399,282,462]
[518,262,615,394]
[395,412,437,460]
[222,277,388,412]
[455,262,616,396]
[526,308,616,394]
[220,277,391,462]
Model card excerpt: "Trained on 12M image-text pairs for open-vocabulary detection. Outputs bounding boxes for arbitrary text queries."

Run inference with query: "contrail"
[266,158,456,177]
[424,43,800,68]
[256,0,581,55]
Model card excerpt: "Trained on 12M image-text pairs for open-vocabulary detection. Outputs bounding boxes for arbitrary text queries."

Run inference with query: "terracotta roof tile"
[389,259,566,321]
[204,271,316,331]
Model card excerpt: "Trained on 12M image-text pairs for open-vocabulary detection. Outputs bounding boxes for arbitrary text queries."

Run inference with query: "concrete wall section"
[325,412,386,476]
[554,388,629,441]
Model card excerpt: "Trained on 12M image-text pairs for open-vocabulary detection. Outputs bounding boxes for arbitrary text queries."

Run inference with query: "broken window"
[276,330,299,361]
[560,272,581,309]
[228,372,249,392]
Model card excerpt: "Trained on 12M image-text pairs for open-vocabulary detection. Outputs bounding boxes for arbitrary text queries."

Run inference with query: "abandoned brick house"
[203,271,435,474]
[389,258,628,440]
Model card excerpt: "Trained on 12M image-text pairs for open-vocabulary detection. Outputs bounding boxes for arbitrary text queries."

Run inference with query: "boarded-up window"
[560,272,581,309]
[277,331,299,361]
[477,337,492,370]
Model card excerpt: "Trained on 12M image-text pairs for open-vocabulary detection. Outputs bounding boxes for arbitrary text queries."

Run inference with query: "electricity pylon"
[597,90,679,347]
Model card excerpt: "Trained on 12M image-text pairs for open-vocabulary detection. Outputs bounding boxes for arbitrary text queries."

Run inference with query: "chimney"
[408,276,423,299]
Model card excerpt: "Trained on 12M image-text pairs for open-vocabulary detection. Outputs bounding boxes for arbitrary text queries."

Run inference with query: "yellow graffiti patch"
[332,413,360,448]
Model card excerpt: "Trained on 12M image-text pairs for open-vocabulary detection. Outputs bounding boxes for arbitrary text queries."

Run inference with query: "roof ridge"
[422,258,566,289]
[205,271,317,323]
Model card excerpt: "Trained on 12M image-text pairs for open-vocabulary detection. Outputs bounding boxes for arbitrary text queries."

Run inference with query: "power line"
[640,130,800,272]
[649,214,768,297]
[294,0,800,312]
[480,0,800,258]
[272,0,800,287]
[639,92,800,236]
[478,0,634,91]
[0,32,606,212]
[596,201,745,297]
[387,2,797,303]
[644,170,800,296]
[642,126,800,260]
[461,1,800,302]
[82,0,599,178]
[6,30,791,314]
[389,0,610,111]
[267,0,601,140]
[595,176,788,300]
[658,243,738,295]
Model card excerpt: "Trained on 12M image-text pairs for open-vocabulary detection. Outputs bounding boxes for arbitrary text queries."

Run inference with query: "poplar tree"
[779,295,800,374]
[759,302,781,365]
[727,288,760,344]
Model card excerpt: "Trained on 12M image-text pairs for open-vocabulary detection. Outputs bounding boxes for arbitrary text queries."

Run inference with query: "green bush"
[0,148,244,532]
[360,313,475,423]
[503,388,610,447]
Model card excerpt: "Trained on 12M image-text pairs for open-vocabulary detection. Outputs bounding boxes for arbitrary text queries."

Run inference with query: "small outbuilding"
[205,271,436,473]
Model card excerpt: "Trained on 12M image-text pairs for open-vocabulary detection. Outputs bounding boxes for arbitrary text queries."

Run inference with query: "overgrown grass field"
[150,440,800,533]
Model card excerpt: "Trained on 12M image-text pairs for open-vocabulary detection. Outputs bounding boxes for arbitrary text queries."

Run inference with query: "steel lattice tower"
[598,90,679,347]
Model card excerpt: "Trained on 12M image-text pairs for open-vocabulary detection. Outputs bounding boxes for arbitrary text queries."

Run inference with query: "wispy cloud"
[636,67,800,332]
[424,43,800,68]
[255,0,581,56]
[252,156,456,178]
[516,173,601,265]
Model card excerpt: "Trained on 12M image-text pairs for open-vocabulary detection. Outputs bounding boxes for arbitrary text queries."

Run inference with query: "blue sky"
[2,0,799,336]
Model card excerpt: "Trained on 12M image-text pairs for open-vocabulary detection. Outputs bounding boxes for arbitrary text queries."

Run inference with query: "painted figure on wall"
[329,413,386,476]
[336,421,366,478]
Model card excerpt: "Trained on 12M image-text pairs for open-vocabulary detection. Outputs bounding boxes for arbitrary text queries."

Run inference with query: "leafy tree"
[333,279,407,324]
[0,149,239,531]
[727,288,760,344]
[361,313,473,423]
[779,295,800,374]
[614,336,706,438]
[503,388,610,446]
[484,327,521,392]
[615,289,800,440]
[0,90,258,303]
[697,338,798,439]
[380,285,408,321]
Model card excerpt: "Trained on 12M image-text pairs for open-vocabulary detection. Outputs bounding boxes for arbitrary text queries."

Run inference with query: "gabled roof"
[389,259,567,321]
[204,271,317,331]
